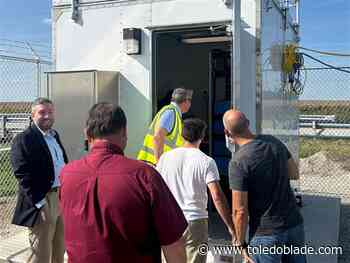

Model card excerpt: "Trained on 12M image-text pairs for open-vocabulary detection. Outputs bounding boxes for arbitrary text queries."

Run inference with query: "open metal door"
[209,49,232,209]
[231,0,241,113]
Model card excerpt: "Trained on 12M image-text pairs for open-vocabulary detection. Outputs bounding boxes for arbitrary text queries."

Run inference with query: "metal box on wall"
[46,70,119,161]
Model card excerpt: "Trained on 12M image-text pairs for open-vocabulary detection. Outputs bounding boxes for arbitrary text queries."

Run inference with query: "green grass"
[0,150,17,197]
[300,137,350,160]
[297,101,350,163]
[297,100,350,123]
[0,102,31,114]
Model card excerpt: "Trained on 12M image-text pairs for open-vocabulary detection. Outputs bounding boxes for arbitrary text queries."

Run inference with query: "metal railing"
[299,114,350,139]
[299,114,336,123]
[0,114,31,141]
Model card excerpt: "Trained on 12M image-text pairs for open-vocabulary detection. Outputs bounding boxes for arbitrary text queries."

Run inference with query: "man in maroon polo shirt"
[59,102,187,263]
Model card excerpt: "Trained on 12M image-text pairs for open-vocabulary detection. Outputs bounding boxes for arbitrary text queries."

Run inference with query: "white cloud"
[42,18,52,25]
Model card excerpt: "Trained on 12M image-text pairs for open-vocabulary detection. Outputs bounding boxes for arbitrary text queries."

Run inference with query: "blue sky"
[300,0,350,67]
[300,0,350,100]
[0,1,349,58]
[0,1,52,43]
[0,1,349,101]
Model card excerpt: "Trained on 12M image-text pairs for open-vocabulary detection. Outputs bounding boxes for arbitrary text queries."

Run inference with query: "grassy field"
[0,149,17,197]
[298,100,350,160]
[0,101,31,114]
[300,137,350,160]
[297,100,350,123]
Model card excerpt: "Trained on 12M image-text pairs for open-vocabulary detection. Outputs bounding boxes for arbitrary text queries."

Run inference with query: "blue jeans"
[249,224,307,263]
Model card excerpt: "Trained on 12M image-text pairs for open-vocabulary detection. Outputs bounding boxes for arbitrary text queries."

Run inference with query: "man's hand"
[232,240,255,263]
[39,204,49,223]
[241,247,255,263]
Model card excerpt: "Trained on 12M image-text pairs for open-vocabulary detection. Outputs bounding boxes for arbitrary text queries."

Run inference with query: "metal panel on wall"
[47,70,119,161]
[48,71,96,161]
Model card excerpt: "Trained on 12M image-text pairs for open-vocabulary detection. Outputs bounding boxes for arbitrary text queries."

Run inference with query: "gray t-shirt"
[229,135,303,237]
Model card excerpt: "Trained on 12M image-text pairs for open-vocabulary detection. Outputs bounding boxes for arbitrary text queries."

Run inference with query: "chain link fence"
[0,40,51,239]
[298,66,350,263]
[1,42,349,259]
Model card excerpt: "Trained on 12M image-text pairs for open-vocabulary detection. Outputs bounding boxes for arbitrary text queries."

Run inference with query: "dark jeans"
[249,224,307,263]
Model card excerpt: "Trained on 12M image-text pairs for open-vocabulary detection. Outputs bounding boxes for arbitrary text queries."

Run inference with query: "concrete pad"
[207,194,341,263]
[0,231,31,263]
[301,194,341,263]
[0,230,67,263]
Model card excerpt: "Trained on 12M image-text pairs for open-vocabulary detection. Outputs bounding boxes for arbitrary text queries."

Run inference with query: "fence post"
[27,116,32,127]
[37,61,41,97]
[0,115,7,139]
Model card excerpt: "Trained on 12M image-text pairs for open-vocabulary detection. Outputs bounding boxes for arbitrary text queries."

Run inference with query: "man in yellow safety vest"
[137,88,193,165]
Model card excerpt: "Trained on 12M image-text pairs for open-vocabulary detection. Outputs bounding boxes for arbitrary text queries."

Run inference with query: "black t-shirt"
[229,135,303,238]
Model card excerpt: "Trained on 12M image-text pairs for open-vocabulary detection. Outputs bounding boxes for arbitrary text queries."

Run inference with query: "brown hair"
[86,102,127,139]
[182,118,207,143]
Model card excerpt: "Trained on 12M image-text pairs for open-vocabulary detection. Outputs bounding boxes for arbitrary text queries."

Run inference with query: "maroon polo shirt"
[59,141,187,263]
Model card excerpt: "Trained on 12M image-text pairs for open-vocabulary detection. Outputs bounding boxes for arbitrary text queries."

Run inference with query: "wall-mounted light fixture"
[222,0,232,7]
[71,0,80,23]
[123,28,142,55]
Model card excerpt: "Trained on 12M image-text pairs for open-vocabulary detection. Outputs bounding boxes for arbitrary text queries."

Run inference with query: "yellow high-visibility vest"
[137,104,184,164]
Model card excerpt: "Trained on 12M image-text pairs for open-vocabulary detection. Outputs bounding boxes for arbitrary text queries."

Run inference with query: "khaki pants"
[27,191,65,263]
[183,218,208,263]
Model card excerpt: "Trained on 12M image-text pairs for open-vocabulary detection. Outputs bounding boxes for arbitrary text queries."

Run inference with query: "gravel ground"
[0,196,23,239]
[300,151,350,263]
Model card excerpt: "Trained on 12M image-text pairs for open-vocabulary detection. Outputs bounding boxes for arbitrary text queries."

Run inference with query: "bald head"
[223,109,250,136]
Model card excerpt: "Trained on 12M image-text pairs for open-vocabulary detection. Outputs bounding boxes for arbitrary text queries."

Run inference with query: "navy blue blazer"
[10,124,68,227]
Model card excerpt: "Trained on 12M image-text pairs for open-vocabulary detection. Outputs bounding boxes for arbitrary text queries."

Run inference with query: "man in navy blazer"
[11,97,68,263]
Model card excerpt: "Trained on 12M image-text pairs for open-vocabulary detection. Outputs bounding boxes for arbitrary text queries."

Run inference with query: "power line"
[298,46,350,57]
[0,39,51,48]
[301,53,350,74]
[28,42,51,49]
[0,49,51,60]
[0,40,51,59]
[0,42,30,50]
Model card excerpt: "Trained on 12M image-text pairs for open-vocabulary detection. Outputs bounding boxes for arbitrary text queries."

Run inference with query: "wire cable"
[297,46,350,57]
[0,39,50,48]
[0,42,30,50]
[301,53,350,74]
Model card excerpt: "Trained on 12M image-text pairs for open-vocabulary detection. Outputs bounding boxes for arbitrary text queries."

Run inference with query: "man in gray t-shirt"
[223,109,306,263]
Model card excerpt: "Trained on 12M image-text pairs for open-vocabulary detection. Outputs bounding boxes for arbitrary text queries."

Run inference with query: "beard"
[38,119,54,131]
